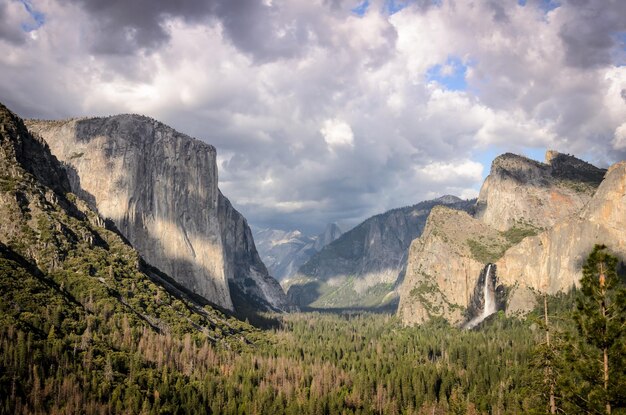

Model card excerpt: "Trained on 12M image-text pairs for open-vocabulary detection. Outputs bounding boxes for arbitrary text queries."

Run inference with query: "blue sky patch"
[383,0,410,15]
[351,0,370,16]
[518,0,561,12]
[426,56,469,91]
[20,0,45,32]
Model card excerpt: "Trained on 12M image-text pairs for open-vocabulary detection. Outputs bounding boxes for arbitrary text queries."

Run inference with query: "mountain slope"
[398,151,612,326]
[287,196,475,309]
[497,161,625,293]
[0,102,259,412]
[26,116,290,314]
[398,206,508,325]
[254,223,342,282]
[475,151,604,231]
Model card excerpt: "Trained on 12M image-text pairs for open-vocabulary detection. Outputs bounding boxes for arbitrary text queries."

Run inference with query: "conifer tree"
[567,244,626,414]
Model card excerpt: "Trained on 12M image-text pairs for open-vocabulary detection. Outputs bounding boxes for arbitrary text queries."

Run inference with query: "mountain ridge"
[287,195,475,309]
[398,150,617,326]
[26,114,292,315]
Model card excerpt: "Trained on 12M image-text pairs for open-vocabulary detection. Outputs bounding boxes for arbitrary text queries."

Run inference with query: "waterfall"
[464,264,497,329]
[482,264,497,318]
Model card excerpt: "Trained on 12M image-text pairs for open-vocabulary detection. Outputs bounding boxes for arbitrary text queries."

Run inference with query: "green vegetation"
[530,245,626,414]
[468,222,540,264]
[308,277,396,309]
[501,225,539,246]
[467,238,506,264]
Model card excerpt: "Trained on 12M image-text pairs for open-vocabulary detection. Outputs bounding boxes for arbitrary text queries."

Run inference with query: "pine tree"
[568,244,626,414]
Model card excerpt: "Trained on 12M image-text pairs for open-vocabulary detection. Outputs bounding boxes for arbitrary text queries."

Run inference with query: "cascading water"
[464,264,497,329]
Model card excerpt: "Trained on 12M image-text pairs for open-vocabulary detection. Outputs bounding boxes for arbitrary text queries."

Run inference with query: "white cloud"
[613,123,626,150]
[417,160,484,184]
[0,0,625,232]
[320,118,354,149]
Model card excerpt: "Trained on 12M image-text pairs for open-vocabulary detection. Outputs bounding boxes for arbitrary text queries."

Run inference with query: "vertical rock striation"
[26,115,290,312]
[397,207,506,326]
[218,191,292,312]
[497,161,625,294]
[398,151,613,326]
[475,152,604,231]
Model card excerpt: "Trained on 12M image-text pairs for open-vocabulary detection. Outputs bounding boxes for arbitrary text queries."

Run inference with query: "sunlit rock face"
[27,115,291,312]
[475,152,604,232]
[398,151,614,326]
[397,206,505,326]
[497,161,626,294]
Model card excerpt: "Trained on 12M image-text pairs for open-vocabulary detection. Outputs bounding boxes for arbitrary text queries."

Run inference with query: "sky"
[1,0,625,234]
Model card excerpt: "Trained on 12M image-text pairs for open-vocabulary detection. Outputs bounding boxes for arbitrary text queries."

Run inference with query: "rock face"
[398,207,506,325]
[475,152,604,231]
[398,151,614,326]
[26,115,290,313]
[497,161,625,294]
[254,223,343,282]
[0,101,254,348]
[288,196,475,309]
[314,223,343,252]
[218,191,292,312]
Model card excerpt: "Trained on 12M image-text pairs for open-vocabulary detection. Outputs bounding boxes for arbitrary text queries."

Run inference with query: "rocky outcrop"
[288,196,474,309]
[26,115,290,313]
[475,152,605,231]
[497,161,625,293]
[0,101,254,347]
[314,223,343,252]
[398,207,506,325]
[254,223,342,282]
[399,151,613,326]
[218,191,292,312]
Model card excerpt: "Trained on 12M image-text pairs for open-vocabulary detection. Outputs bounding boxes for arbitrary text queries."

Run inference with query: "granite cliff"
[0,102,253,347]
[475,151,604,231]
[287,196,474,309]
[497,161,626,293]
[26,115,290,313]
[399,151,613,326]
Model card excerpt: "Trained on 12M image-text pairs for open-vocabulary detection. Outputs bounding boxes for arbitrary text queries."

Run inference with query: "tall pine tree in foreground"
[563,244,626,414]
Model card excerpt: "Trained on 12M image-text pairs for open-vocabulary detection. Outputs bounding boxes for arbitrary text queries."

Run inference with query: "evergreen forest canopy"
[1,245,625,414]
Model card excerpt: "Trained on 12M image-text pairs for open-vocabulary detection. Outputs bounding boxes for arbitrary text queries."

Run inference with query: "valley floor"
[2,308,546,414]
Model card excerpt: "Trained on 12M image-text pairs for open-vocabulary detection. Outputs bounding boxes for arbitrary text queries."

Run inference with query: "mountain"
[496,160,626,293]
[0,102,254,343]
[475,151,604,231]
[0,102,260,413]
[26,115,291,314]
[398,151,611,326]
[253,223,343,281]
[314,223,343,252]
[287,196,475,309]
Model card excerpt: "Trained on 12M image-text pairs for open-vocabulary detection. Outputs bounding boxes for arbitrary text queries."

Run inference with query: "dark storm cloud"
[559,0,626,68]
[0,1,27,44]
[61,0,215,54]
[62,0,320,60]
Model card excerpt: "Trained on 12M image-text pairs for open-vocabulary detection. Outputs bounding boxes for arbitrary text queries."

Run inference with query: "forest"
[1,244,624,414]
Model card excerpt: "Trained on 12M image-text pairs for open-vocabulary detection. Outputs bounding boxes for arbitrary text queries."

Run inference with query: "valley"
[0,100,624,414]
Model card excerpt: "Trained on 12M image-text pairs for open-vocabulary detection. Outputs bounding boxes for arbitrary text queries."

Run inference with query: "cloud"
[558,0,626,69]
[0,0,32,44]
[0,0,625,234]
[321,118,354,149]
[612,123,626,150]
